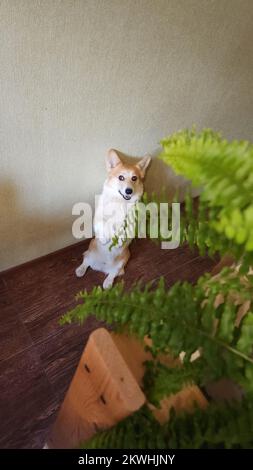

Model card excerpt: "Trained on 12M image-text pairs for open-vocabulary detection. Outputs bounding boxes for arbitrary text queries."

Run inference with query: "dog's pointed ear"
[136,155,151,178]
[106,149,122,172]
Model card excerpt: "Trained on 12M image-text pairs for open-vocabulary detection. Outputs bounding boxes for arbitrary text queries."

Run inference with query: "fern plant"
[160,128,253,268]
[62,271,253,393]
[83,398,253,449]
[62,128,253,448]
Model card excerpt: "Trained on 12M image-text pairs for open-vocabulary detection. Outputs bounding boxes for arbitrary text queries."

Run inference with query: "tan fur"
[76,149,151,289]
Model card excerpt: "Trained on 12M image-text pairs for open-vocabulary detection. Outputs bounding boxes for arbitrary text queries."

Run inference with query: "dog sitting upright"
[76,149,151,289]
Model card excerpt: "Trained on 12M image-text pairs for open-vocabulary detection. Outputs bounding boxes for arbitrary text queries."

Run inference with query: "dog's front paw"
[75,265,87,277]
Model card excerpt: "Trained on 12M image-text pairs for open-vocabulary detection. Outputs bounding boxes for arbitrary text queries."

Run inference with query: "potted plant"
[62,129,253,448]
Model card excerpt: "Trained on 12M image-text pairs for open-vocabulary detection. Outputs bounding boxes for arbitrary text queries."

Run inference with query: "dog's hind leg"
[102,248,130,289]
[75,251,89,278]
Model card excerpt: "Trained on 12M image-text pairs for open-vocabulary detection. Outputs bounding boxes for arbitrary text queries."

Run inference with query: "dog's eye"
[119,175,125,181]
[131,175,137,181]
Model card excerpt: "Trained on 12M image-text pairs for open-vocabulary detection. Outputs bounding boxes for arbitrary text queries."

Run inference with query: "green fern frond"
[159,128,253,258]
[83,406,164,449]
[61,269,253,392]
[82,397,253,449]
[169,395,253,449]
[143,360,206,406]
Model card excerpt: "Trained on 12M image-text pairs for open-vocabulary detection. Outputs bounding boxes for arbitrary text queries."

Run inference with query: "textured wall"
[1,0,253,270]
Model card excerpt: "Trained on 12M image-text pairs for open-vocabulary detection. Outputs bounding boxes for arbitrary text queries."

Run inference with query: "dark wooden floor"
[0,239,217,449]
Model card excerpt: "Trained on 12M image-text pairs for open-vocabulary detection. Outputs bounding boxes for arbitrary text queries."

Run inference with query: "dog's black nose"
[125,188,133,195]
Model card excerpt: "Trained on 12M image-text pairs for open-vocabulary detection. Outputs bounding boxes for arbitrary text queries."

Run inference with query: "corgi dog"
[76,149,151,289]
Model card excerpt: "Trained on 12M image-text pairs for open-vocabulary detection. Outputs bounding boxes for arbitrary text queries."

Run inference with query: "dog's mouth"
[119,190,132,201]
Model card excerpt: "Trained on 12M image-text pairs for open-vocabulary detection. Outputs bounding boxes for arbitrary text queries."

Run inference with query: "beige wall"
[1,0,253,271]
